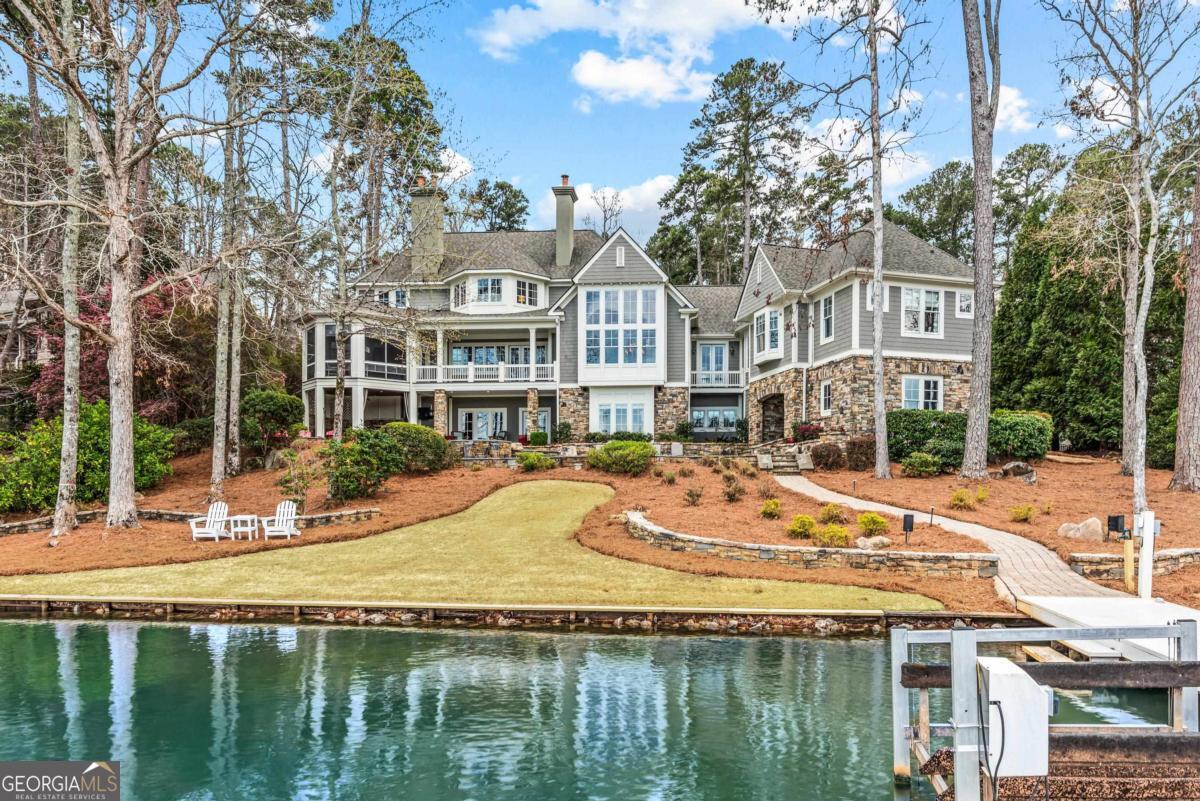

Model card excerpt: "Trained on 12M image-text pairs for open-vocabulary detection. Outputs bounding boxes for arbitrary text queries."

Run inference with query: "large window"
[753,308,781,360]
[363,337,405,379]
[323,324,349,376]
[517,280,538,306]
[903,376,942,410]
[902,288,942,336]
[820,295,834,342]
[597,402,646,434]
[477,278,502,304]
[305,326,316,379]
[584,287,659,368]
[691,407,738,431]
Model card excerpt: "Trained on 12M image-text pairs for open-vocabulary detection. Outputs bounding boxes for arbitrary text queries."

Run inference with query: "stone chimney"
[411,175,444,275]
[553,174,577,268]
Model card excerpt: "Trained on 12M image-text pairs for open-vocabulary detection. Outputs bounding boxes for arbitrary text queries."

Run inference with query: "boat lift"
[890,621,1200,800]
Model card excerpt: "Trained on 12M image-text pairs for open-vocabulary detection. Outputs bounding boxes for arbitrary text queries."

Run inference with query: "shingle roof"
[379,229,606,283]
[761,219,971,292]
[677,285,742,336]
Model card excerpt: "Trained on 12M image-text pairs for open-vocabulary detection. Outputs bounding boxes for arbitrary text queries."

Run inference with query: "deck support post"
[1179,618,1199,732]
[890,625,911,786]
[951,626,981,801]
[1137,510,1156,599]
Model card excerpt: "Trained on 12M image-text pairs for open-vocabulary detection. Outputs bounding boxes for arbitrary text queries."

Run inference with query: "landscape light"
[1107,515,1126,539]
[903,514,914,546]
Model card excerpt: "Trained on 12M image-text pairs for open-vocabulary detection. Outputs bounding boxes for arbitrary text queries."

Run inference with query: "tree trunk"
[208,266,231,500]
[741,170,752,283]
[959,0,999,480]
[106,224,139,529]
[52,0,83,538]
[226,269,243,476]
[0,287,27,367]
[867,3,890,480]
[1170,161,1200,491]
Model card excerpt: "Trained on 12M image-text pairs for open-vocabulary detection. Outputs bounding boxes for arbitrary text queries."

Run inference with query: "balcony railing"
[690,370,745,388]
[414,364,557,384]
[363,361,406,381]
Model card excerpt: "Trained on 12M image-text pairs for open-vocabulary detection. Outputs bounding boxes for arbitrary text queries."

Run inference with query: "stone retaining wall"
[0,507,381,537]
[1069,548,1200,580]
[625,511,998,579]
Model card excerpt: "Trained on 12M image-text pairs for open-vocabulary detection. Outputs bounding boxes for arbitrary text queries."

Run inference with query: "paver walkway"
[774,474,1125,602]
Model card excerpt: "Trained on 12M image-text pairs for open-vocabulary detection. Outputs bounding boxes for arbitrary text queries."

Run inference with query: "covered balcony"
[689,370,746,388]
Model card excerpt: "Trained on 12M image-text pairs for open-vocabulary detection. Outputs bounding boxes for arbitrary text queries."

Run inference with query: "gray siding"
[690,340,741,370]
[410,287,448,310]
[548,284,571,305]
[735,249,785,321]
[558,297,578,383]
[795,303,811,363]
[576,232,663,284]
[748,304,794,379]
[690,392,741,408]
[859,285,973,355]
[667,294,686,383]
[813,284,852,362]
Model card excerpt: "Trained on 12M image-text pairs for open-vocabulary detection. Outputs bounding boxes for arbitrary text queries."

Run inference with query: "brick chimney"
[411,175,444,275]
[553,174,577,268]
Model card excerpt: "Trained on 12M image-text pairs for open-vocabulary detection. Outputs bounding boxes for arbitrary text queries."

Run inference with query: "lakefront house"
[298,175,975,445]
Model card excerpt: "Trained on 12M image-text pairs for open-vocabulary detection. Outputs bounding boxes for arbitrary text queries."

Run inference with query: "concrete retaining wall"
[625,511,998,579]
[1069,548,1200,580]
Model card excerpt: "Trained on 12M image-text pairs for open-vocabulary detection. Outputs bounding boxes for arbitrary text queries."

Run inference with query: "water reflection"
[0,621,931,801]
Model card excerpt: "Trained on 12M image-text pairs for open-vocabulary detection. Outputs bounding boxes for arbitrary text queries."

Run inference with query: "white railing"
[363,361,406,381]
[413,364,557,384]
[690,370,745,388]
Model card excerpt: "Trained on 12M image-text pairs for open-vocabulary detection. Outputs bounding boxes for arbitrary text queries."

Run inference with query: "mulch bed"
[807,459,1200,562]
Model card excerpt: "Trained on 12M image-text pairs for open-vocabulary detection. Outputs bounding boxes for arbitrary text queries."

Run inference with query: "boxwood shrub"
[517,451,555,471]
[810,442,846,471]
[886,409,1052,464]
[527,431,549,446]
[989,410,1053,461]
[900,452,942,477]
[586,440,656,475]
[845,436,875,471]
[380,422,452,473]
[924,437,964,470]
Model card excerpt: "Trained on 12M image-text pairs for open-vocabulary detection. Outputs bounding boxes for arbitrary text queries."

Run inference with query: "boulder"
[1057,517,1105,542]
[757,453,774,470]
[796,451,815,471]
[1002,461,1037,485]
[856,535,892,551]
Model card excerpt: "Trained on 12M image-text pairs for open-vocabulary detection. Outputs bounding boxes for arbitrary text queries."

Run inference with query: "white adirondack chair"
[189,502,230,541]
[262,500,300,540]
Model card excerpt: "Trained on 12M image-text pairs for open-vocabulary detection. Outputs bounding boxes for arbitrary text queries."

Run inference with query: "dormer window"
[616,246,625,267]
[516,280,538,306]
[477,278,502,304]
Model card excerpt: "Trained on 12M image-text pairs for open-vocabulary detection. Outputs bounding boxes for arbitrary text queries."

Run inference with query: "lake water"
[0,621,1164,801]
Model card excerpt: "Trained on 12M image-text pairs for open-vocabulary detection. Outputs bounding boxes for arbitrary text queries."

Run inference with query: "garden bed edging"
[624,511,998,579]
[1069,548,1200,580]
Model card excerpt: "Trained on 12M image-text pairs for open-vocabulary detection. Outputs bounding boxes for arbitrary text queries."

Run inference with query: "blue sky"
[410,0,1082,242]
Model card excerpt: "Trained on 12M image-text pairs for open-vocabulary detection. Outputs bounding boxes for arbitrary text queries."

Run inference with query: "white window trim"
[819,379,833,417]
[582,285,662,372]
[899,286,945,340]
[955,290,975,319]
[753,307,783,364]
[902,375,944,411]
[475,277,503,304]
[865,280,889,313]
[615,246,625,267]
[691,406,739,431]
[457,408,507,440]
[819,294,835,344]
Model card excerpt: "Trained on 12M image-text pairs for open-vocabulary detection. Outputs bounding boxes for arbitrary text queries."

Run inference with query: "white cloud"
[572,95,593,114]
[437,148,474,186]
[571,50,712,105]
[996,85,1036,133]
[473,0,792,108]
[1053,123,1074,140]
[534,173,676,241]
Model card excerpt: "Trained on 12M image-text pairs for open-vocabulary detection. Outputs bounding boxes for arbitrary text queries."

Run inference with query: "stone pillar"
[557,386,589,441]
[433,389,448,436]
[526,387,540,435]
[653,386,689,438]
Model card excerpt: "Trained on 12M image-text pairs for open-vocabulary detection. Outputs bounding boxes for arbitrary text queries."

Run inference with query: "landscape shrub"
[792,421,822,441]
[760,499,782,519]
[321,439,386,502]
[241,390,305,454]
[684,488,703,506]
[810,442,846,471]
[817,503,847,524]
[722,481,746,502]
[988,410,1053,461]
[857,512,889,536]
[924,438,964,471]
[674,420,695,439]
[787,514,816,539]
[886,410,967,460]
[173,416,214,456]
[470,462,484,472]
[528,431,549,447]
[678,465,695,478]
[719,456,733,469]
[1009,504,1036,523]
[652,465,664,477]
[275,449,320,513]
[662,471,676,485]
[610,431,652,442]
[900,452,942,478]
[721,471,739,487]
[552,422,573,443]
[735,417,749,443]
[586,440,656,475]
[756,482,777,500]
[975,485,989,504]
[583,431,610,443]
[814,524,850,548]
[698,455,716,468]
[845,436,875,471]
[0,401,174,513]
[949,489,975,510]
[380,422,452,473]
[517,451,555,472]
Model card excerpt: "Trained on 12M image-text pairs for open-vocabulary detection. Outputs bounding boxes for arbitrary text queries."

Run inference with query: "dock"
[1019,595,1200,661]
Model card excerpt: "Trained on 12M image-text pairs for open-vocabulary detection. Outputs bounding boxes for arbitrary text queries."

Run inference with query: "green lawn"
[0,481,940,611]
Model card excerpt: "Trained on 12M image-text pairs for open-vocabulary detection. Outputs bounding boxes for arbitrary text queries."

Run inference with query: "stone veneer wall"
[557,386,589,441]
[1069,548,1200,580]
[432,389,448,436]
[625,511,998,579]
[746,356,972,443]
[525,388,540,434]
[653,386,690,436]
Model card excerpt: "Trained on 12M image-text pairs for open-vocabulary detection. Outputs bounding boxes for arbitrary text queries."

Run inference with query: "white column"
[315,321,326,378]
[314,388,326,438]
[350,322,365,379]
[407,389,418,423]
[405,331,417,384]
[351,385,365,429]
[683,315,692,385]
[435,329,445,380]
[529,326,537,378]
[792,300,800,363]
